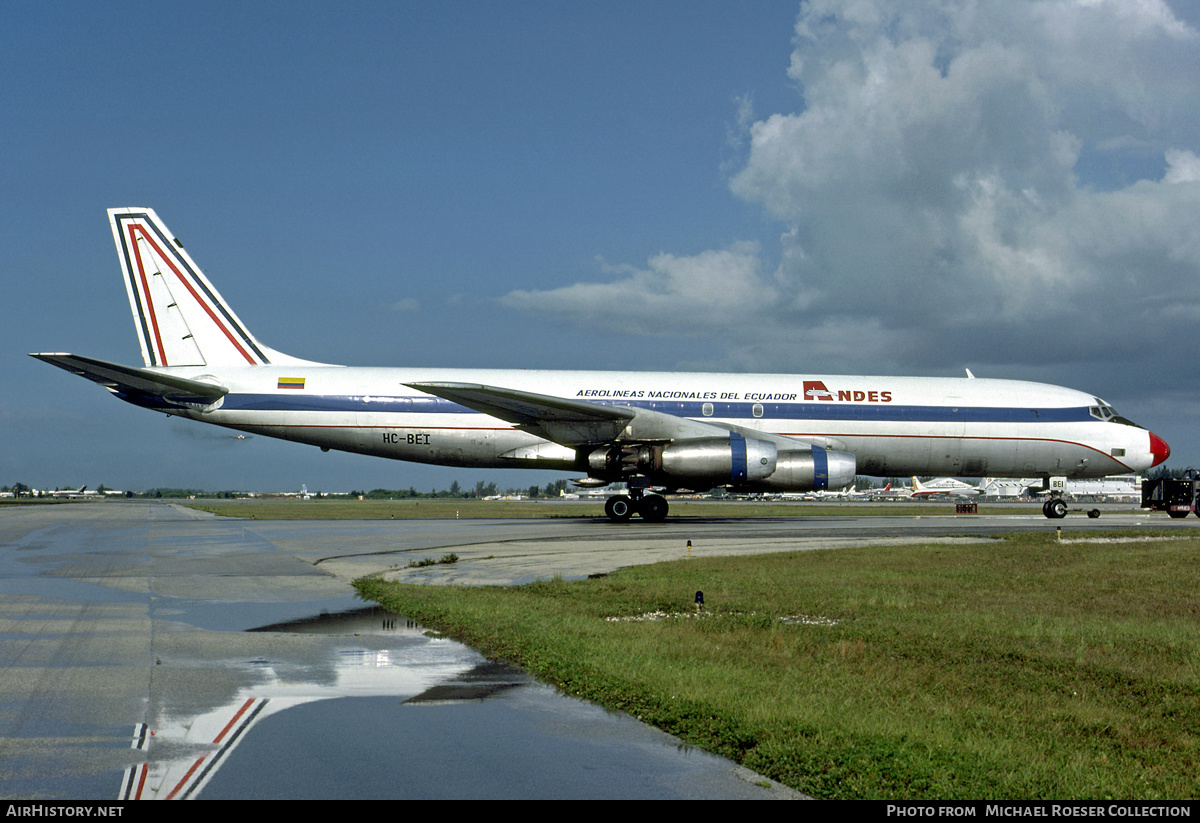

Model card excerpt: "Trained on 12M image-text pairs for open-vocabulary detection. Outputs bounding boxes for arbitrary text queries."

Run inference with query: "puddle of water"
[247,605,419,635]
[126,606,484,800]
[154,594,370,632]
[196,686,781,800]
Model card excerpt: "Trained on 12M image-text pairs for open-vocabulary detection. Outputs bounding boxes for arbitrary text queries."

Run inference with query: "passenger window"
[702,402,713,417]
[752,403,764,418]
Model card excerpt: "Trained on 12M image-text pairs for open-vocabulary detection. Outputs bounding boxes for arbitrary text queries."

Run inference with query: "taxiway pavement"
[0,500,1189,799]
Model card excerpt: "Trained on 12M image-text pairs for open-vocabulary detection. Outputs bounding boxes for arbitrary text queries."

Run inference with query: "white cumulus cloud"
[500,0,1200,385]
[500,242,781,335]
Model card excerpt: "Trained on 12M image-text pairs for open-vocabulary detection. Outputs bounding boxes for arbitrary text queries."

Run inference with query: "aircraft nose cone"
[1149,432,1170,467]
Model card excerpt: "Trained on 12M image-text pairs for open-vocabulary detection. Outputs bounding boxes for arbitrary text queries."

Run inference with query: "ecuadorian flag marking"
[278,377,306,390]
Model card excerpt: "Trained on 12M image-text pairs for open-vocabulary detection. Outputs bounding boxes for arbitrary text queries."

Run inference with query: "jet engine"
[734,447,857,492]
[586,434,856,492]
[659,435,778,484]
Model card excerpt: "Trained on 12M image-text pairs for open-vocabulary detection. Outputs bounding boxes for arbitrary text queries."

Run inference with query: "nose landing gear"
[1042,498,1101,519]
[1042,498,1068,519]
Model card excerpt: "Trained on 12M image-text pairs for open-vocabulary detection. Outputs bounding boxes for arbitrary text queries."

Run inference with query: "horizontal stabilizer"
[30,353,227,405]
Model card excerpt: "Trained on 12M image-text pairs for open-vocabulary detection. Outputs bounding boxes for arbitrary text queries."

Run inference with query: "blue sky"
[4,1,1200,493]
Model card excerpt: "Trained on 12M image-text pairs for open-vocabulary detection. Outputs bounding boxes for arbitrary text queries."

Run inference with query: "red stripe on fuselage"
[778,430,1141,473]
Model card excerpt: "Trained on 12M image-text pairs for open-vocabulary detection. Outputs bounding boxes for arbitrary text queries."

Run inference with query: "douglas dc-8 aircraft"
[33,208,1170,521]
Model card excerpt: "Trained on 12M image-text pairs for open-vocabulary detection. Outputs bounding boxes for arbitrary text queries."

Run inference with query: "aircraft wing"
[30,353,228,405]
[408,381,855,493]
[406,381,636,445]
[406,381,753,448]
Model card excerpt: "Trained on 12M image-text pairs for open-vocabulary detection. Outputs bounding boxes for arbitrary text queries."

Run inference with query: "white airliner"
[32,209,1170,522]
[909,477,984,497]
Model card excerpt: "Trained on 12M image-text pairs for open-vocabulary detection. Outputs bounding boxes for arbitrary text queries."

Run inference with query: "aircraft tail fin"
[107,208,312,368]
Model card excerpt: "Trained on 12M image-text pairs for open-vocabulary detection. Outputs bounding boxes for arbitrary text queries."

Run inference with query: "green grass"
[354,532,1200,799]
[182,498,1029,519]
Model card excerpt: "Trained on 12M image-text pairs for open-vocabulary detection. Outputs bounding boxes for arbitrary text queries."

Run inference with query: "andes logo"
[803,380,893,403]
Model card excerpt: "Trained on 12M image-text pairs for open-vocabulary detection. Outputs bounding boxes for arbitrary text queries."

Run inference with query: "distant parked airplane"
[50,485,92,499]
[32,208,1169,521]
[909,477,984,497]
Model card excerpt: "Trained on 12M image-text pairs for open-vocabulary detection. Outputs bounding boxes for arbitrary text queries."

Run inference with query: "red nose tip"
[1149,432,1170,467]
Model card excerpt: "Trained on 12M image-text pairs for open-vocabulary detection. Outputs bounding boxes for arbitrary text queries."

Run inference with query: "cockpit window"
[1090,398,1139,427]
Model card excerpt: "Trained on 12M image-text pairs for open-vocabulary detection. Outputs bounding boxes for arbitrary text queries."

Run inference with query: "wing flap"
[31,353,228,405]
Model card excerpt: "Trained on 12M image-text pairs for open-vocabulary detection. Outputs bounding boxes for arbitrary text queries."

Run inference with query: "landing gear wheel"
[1087,509,1101,519]
[1168,509,1190,519]
[1047,498,1068,519]
[605,495,634,522]
[638,495,669,522]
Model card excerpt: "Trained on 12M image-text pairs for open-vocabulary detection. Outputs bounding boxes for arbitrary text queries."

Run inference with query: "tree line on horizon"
[1,479,576,500]
[6,467,1194,501]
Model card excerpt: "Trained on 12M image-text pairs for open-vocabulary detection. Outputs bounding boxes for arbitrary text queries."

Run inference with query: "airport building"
[981,475,1142,501]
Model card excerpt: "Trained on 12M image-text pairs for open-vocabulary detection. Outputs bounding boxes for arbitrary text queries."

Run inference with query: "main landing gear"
[604,491,669,522]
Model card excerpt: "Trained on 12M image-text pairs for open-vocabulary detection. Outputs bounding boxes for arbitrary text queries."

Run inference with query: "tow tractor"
[1140,471,1200,518]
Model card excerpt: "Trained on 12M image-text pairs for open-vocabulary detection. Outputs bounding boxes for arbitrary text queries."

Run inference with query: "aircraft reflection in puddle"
[120,608,494,800]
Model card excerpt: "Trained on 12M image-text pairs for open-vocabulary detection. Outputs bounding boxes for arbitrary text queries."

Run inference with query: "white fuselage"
[34,208,1171,521]
[146,366,1162,480]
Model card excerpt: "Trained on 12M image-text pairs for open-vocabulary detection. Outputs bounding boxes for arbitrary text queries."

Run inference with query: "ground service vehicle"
[1141,474,1199,518]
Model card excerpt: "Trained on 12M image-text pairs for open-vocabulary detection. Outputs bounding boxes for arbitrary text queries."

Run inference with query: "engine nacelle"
[586,445,622,476]
[659,435,778,484]
[733,447,857,493]
[586,437,856,492]
[586,434,778,485]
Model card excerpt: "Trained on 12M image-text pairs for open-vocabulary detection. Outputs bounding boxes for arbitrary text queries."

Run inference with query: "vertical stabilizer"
[109,208,274,368]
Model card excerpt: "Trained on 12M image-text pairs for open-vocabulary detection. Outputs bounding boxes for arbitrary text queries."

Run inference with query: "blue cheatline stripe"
[730,432,748,481]
[813,445,829,491]
[217,393,1098,424]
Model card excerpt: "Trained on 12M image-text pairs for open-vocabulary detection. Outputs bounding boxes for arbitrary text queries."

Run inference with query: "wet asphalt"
[0,501,808,799]
[2,499,1190,799]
